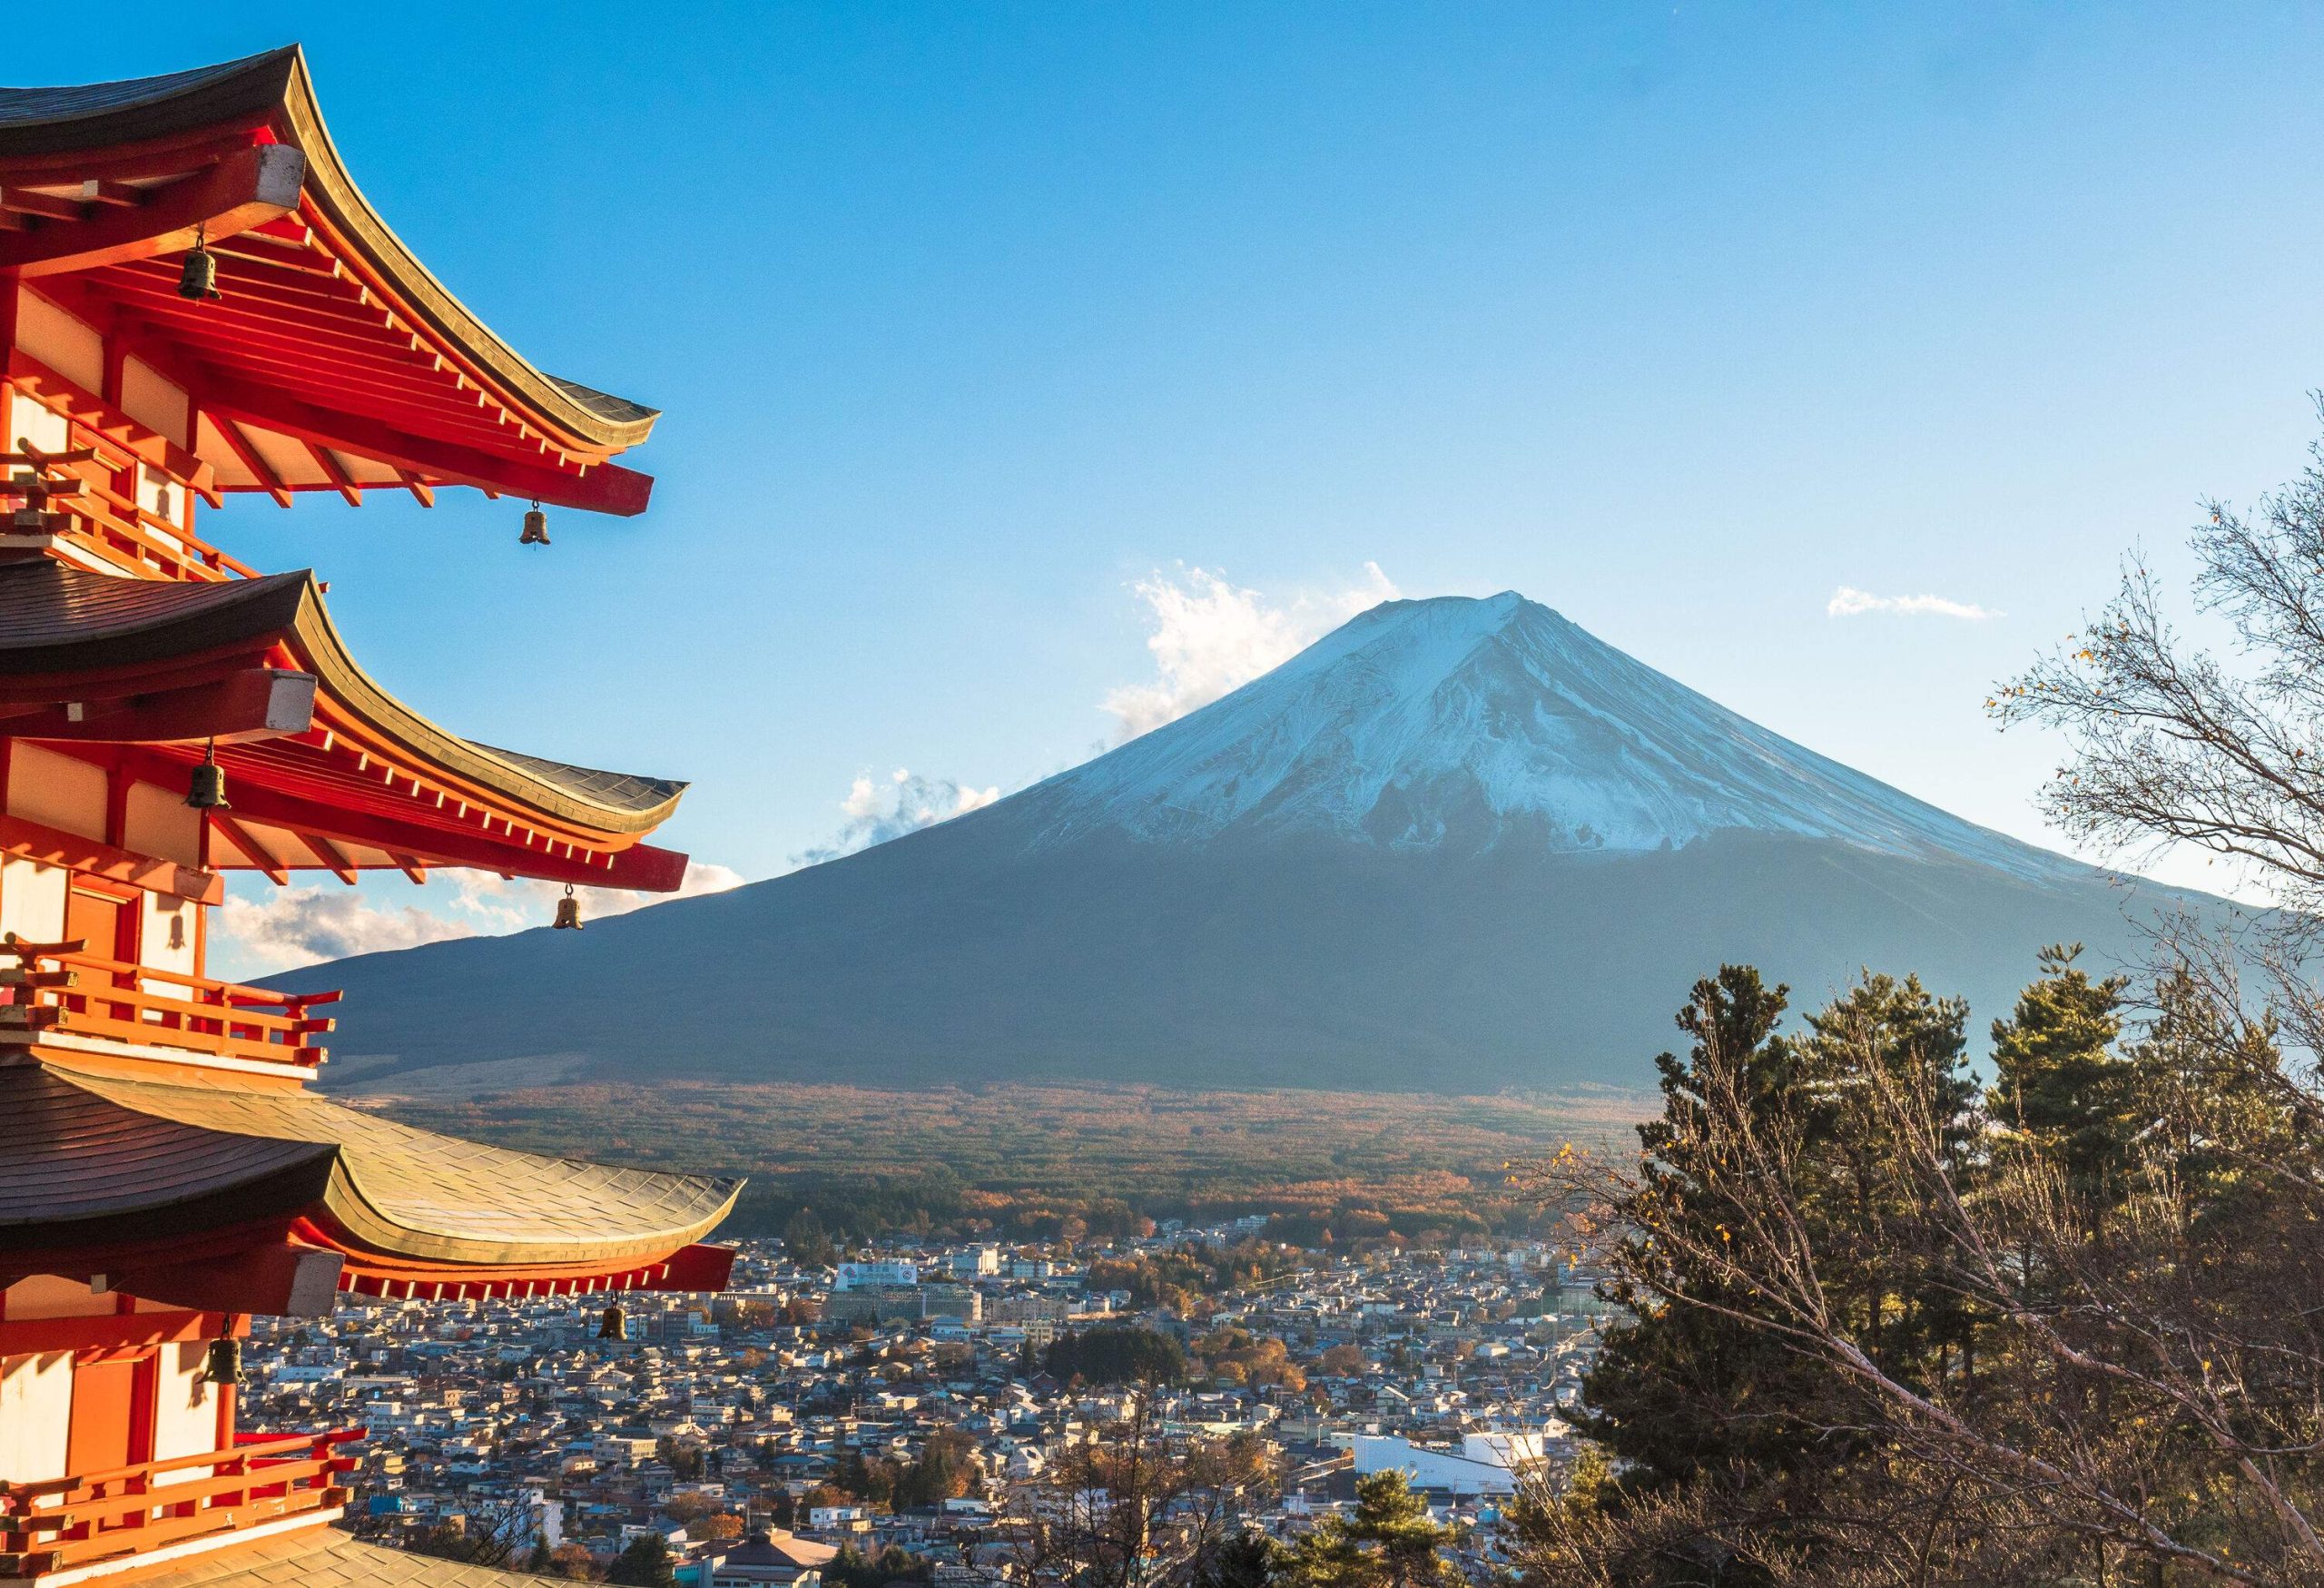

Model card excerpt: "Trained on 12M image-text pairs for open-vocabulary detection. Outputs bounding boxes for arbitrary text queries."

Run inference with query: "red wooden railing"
[2,390,259,583]
[63,475,259,584]
[0,941,339,1069]
[0,1428,360,1576]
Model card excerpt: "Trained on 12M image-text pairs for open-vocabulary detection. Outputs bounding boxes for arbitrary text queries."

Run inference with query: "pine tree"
[1988,943,2131,1201]
[2124,969,2294,1220]
[1576,966,1828,1488]
[1791,972,1976,1381]
[1579,968,1983,1503]
[607,1533,679,1588]
[1282,1471,1450,1588]
[1201,1532,1281,1588]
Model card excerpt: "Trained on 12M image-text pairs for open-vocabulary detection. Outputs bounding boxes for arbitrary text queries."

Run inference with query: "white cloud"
[1827,586,2001,621]
[792,770,1004,867]
[215,888,476,972]
[212,860,747,976]
[443,861,746,935]
[1101,562,1401,741]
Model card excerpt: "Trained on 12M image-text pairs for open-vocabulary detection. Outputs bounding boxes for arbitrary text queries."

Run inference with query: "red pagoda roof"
[0,46,658,514]
[0,558,689,887]
[0,1060,742,1303]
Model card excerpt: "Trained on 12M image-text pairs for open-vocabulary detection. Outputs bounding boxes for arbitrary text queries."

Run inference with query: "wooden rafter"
[0,812,221,903]
[207,811,289,885]
[103,290,435,369]
[212,415,292,508]
[75,179,143,209]
[104,274,390,339]
[6,667,316,745]
[394,470,434,508]
[0,187,86,222]
[6,346,217,493]
[0,146,307,279]
[302,440,361,507]
[196,369,654,517]
[300,830,359,885]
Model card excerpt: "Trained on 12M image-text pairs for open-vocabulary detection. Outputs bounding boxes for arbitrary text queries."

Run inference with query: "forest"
[1520,438,2324,1585]
[376,1080,1645,1245]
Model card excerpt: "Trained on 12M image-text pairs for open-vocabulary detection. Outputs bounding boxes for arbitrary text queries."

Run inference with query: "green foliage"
[825,1430,977,1514]
[1581,967,1980,1495]
[1282,1471,1451,1588]
[655,1435,705,1482]
[783,1206,839,1267]
[893,1430,979,1509]
[1546,949,2324,1583]
[1987,942,2131,1197]
[1046,1325,1190,1386]
[1578,966,1820,1488]
[607,1533,679,1588]
[1201,1532,1283,1588]
[826,1544,932,1588]
[1084,1242,1305,1312]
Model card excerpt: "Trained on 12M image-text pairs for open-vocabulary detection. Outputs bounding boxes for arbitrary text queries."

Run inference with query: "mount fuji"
[286,594,2202,1094]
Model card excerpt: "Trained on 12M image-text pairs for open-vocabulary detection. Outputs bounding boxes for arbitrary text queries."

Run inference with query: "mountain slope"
[1010,593,2063,873]
[286,595,2210,1094]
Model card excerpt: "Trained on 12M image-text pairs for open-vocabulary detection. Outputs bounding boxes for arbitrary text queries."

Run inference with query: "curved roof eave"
[283,577,690,834]
[0,560,687,836]
[0,45,660,457]
[2,1063,743,1273]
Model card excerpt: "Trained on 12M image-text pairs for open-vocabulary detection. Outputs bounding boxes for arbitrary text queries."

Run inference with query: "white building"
[1346,1431,1561,1496]
[833,1260,921,1291]
[947,1247,1001,1278]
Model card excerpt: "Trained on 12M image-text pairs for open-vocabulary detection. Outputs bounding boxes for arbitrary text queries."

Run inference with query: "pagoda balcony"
[0,1428,360,1583]
[0,942,338,1072]
[0,379,260,582]
[50,478,257,583]
[2,469,259,585]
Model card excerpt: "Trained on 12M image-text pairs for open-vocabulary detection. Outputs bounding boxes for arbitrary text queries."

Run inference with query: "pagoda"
[0,47,740,1586]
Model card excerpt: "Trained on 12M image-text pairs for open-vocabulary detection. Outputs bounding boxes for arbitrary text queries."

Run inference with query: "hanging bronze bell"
[186,749,230,811]
[178,244,220,302]
[199,1337,241,1386]
[597,1301,627,1342]
[520,504,550,545]
[554,886,583,930]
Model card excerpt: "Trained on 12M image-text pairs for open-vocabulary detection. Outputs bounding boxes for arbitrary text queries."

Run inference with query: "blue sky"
[22,5,2324,973]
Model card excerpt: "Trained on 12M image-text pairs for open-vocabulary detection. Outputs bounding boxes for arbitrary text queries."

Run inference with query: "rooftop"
[2,45,659,513]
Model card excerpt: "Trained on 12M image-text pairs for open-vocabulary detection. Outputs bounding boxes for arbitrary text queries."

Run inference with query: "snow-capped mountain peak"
[1006,592,2068,877]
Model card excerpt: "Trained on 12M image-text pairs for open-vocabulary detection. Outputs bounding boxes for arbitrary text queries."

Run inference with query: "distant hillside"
[283,593,2221,1093]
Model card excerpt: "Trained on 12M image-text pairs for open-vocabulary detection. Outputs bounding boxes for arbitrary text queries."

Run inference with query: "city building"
[944,1248,1000,1279]
[1346,1431,1554,1497]
[832,1261,921,1292]
[0,45,738,1588]
[696,1527,836,1588]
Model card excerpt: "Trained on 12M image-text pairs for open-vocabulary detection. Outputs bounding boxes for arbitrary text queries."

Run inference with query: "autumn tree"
[893,1429,980,1508]
[405,1492,537,1571]
[991,1395,1276,1588]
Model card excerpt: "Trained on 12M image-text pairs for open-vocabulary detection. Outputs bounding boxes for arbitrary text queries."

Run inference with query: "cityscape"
[13,12,2324,1587]
[244,1231,1600,1584]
